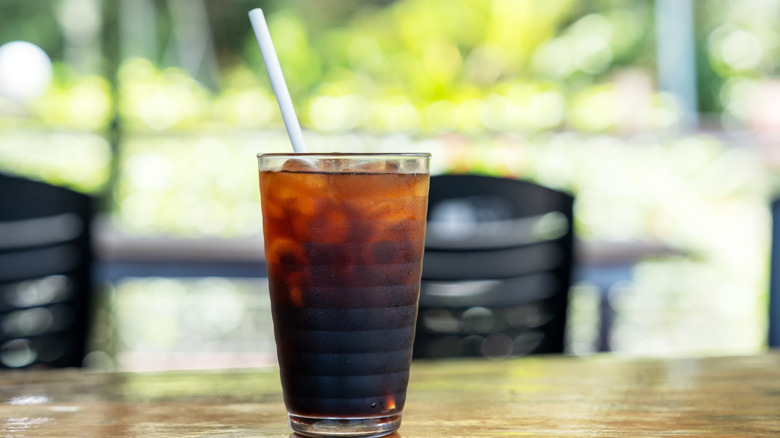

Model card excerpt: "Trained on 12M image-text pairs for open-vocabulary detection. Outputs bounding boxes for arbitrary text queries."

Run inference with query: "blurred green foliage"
[0,0,771,360]
[0,0,773,269]
[1,0,777,136]
[0,0,774,242]
[0,0,662,137]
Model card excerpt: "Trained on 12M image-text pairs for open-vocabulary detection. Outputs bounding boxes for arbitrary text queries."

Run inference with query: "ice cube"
[346,160,400,173]
[316,158,348,172]
[289,284,304,307]
[281,158,317,173]
[268,238,304,265]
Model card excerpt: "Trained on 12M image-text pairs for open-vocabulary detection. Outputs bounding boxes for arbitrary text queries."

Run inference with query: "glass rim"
[257,152,431,159]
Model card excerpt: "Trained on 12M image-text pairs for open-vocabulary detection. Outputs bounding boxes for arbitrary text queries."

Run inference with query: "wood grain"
[0,352,778,437]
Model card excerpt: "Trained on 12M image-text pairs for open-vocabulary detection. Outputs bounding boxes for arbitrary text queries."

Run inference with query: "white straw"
[248,8,308,153]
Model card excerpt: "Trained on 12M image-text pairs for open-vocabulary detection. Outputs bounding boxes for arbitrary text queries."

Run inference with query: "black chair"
[0,173,94,368]
[769,199,780,348]
[413,174,575,359]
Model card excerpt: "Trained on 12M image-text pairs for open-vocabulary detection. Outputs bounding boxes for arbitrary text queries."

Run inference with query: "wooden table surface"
[1,352,779,437]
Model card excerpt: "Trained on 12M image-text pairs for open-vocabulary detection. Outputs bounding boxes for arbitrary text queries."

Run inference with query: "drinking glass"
[257,153,430,437]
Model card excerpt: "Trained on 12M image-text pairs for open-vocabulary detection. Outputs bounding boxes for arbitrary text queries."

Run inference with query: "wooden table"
[2,352,779,437]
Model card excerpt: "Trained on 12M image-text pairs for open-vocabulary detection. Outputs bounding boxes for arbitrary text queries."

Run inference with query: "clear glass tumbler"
[258,153,430,437]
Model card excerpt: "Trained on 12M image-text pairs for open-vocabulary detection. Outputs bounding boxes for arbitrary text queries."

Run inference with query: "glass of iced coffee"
[257,153,430,437]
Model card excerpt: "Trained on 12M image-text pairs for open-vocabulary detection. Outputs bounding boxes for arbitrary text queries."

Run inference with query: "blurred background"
[1,0,778,370]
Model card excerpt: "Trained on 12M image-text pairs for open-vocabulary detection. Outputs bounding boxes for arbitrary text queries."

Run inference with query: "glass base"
[288,413,401,437]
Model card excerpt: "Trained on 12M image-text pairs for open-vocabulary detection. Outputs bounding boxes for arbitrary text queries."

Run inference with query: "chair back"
[769,199,780,348]
[414,174,574,359]
[0,173,93,368]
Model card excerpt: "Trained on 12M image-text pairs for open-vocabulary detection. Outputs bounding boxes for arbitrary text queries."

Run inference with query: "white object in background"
[0,41,53,102]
